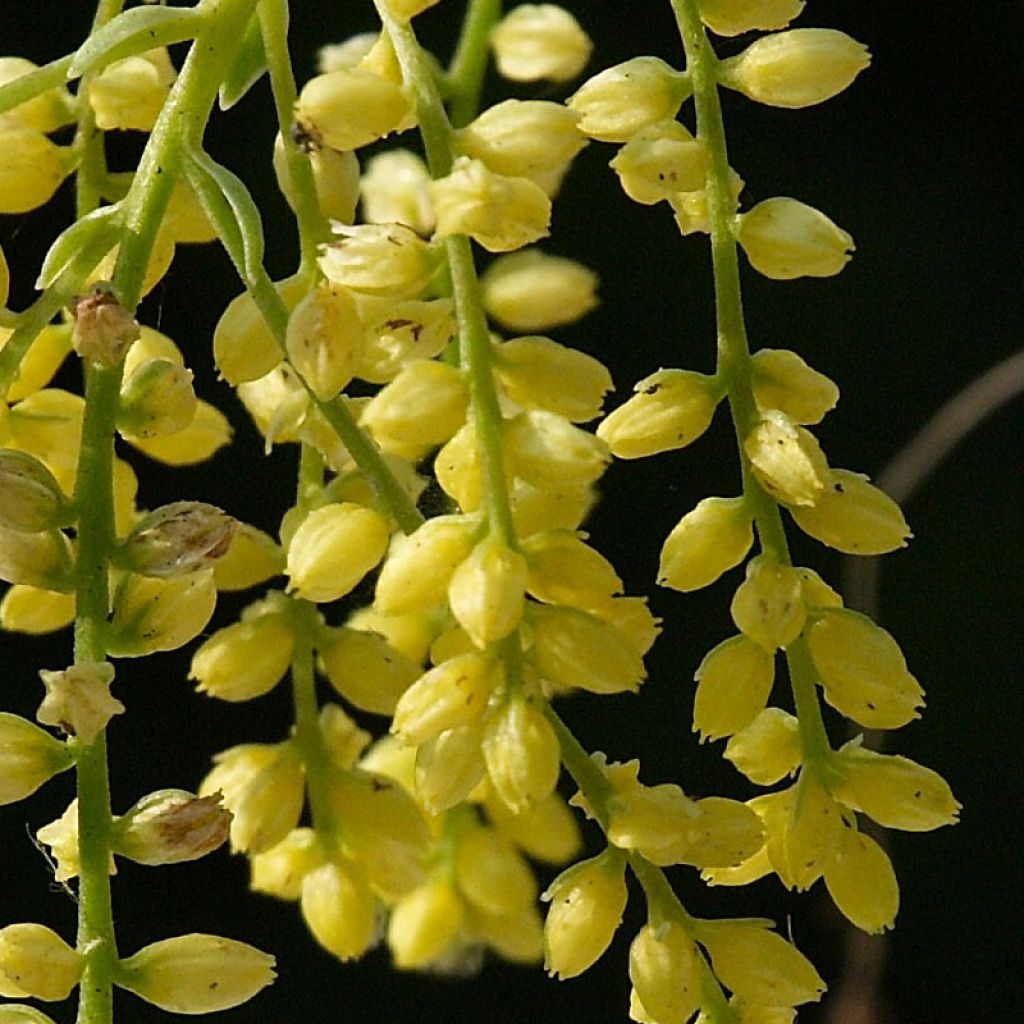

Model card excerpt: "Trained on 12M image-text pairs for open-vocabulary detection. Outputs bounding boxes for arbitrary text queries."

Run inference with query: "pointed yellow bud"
[777,773,843,890]
[250,828,324,901]
[212,523,284,590]
[698,921,825,1007]
[320,222,437,298]
[730,555,805,652]
[359,149,434,236]
[485,789,582,865]
[598,368,721,459]
[347,605,435,663]
[523,529,623,608]
[0,924,80,1002]
[392,652,497,744]
[361,360,468,450]
[0,449,69,533]
[318,625,422,715]
[724,708,801,785]
[286,502,390,603]
[542,852,627,979]
[693,634,775,741]
[300,859,378,960]
[388,878,463,969]
[610,120,706,205]
[592,596,662,657]
[119,934,275,1013]
[483,250,598,333]
[680,797,766,869]
[190,610,294,702]
[36,661,122,746]
[435,422,487,511]
[509,477,596,537]
[482,695,561,813]
[506,409,610,488]
[529,603,645,694]
[795,566,843,610]
[430,157,551,253]
[87,49,174,132]
[497,335,611,422]
[0,127,70,213]
[198,743,304,855]
[295,67,409,151]
[822,827,899,934]
[273,133,359,225]
[448,536,528,648]
[659,495,754,592]
[568,57,690,143]
[490,4,592,83]
[750,348,839,425]
[114,789,230,865]
[699,0,805,37]
[118,502,235,579]
[744,409,830,506]
[832,738,960,831]
[414,723,486,814]
[807,608,924,728]
[0,712,73,805]
[456,824,537,916]
[722,28,870,109]
[285,284,363,400]
[738,197,854,279]
[474,904,545,965]
[789,469,911,554]
[118,358,196,439]
[600,767,699,860]
[629,922,701,1024]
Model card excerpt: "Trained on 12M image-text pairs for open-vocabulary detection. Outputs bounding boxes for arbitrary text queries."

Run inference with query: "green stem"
[671,0,831,768]
[543,704,613,829]
[0,54,74,118]
[446,0,502,128]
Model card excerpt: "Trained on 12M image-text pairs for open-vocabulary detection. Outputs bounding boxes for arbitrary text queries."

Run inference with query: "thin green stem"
[446,0,502,128]
[0,54,74,118]
[543,704,613,829]
[671,0,831,767]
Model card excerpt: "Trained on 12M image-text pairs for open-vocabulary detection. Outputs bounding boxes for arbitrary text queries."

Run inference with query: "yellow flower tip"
[113,789,231,866]
[388,878,463,970]
[0,923,81,1002]
[448,535,528,648]
[693,634,775,742]
[36,661,122,746]
[119,934,275,1014]
[249,827,325,901]
[724,707,802,786]
[610,120,707,205]
[0,712,73,807]
[273,132,360,225]
[320,222,438,298]
[542,853,627,980]
[659,495,754,593]
[750,347,839,426]
[490,4,593,84]
[823,827,899,934]
[730,555,806,653]
[722,28,870,109]
[699,0,806,37]
[285,284,363,401]
[482,695,561,814]
[738,197,854,280]
[744,409,830,507]
[629,921,701,1024]
[285,502,390,603]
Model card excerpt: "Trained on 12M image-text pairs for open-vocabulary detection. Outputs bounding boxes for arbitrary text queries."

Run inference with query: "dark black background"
[2,2,1021,1022]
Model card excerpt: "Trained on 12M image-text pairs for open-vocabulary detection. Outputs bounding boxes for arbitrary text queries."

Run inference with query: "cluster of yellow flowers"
[0,1,959,1023]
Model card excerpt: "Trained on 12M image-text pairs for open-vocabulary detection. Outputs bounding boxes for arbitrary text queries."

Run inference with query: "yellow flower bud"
[346,604,435,663]
[285,283,363,400]
[286,502,390,603]
[693,634,775,742]
[87,49,175,132]
[430,157,551,253]
[730,555,805,652]
[357,295,454,382]
[190,610,294,702]
[0,923,81,1002]
[822,827,899,934]
[807,608,924,728]
[788,469,911,554]
[36,661,123,746]
[522,529,623,608]
[295,67,410,151]
[0,1003,59,1023]
[738,197,854,279]
[482,249,599,332]
[299,859,379,960]
[659,495,753,592]
[776,773,843,891]
[125,399,232,465]
[0,712,72,806]
[318,703,372,770]
[456,824,537,916]
[505,409,610,488]
[724,707,801,785]
[0,526,73,591]
[318,625,422,715]
[320,222,437,298]
[360,149,434,235]
[485,788,581,865]
[455,100,586,189]
[0,585,74,634]
[722,28,870,109]
[542,851,626,979]
[750,348,839,426]
[681,796,765,869]
[213,277,305,386]
[118,502,235,579]
[210,523,283,591]
[795,566,843,610]
[198,742,304,855]
[610,120,706,205]
[119,933,275,1013]
[250,827,324,901]
[114,789,230,866]
[448,535,527,648]
[414,722,486,814]
[490,4,592,83]
[529,603,645,694]
[0,449,69,533]
[569,57,690,143]
[832,738,960,832]
[482,694,561,813]
[0,127,70,214]
[0,58,74,133]
[361,360,468,450]
[591,596,662,657]
[598,368,720,459]
[496,334,611,422]
[392,652,497,745]
[509,477,596,537]
[388,878,463,969]
[273,132,360,225]
[629,921,701,1024]
[698,921,825,1007]
[699,0,805,37]
[744,409,830,506]
[435,422,487,511]
[473,903,545,965]
[118,358,196,439]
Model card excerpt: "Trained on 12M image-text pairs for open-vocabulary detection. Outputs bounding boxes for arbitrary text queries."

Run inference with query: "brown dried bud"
[118,502,236,578]
[113,789,232,866]
[69,286,140,366]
